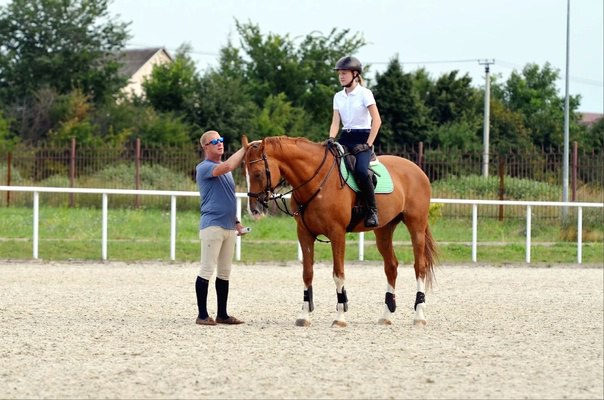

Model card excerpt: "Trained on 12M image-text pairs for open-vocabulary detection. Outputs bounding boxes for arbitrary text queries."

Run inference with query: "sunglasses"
[205,137,224,146]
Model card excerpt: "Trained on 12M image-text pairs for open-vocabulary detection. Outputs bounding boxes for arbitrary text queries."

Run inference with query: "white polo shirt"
[333,84,376,129]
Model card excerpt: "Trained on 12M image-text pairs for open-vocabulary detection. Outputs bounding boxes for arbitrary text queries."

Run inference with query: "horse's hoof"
[378,318,392,325]
[331,320,348,328]
[413,319,427,326]
[295,319,311,327]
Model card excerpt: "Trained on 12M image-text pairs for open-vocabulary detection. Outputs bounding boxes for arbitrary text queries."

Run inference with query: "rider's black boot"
[358,175,379,227]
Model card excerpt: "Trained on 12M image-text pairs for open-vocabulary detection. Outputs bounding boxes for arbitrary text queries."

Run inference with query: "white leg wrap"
[414,302,426,321]
[335,303,347,322]
[416,278,425,294]
[378,283,396,324]
[297,301,311,322]
[380,304,395,321]
[414,277,427,324]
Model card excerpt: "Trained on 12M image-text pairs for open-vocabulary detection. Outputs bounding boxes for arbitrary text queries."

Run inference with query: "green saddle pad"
[340,159,394,194]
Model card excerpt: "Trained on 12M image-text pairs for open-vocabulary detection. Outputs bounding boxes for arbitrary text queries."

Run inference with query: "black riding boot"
[358,175,379,227]
[215,277,230,320]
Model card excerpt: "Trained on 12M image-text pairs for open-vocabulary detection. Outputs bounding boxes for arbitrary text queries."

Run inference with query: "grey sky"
[108,0,602,113]
[1,0,600,112]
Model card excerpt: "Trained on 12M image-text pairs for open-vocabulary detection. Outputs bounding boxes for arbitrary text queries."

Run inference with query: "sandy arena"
[0,261,602,399]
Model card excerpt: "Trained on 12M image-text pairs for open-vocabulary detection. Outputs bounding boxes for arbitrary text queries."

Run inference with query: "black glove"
[351,143,371,155]
[324,137,336,147]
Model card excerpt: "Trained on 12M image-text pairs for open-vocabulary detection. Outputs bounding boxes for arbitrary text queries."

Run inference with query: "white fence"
[1,185,602,264]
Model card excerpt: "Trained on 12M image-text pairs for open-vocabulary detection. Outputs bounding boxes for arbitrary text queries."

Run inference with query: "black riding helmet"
[334,56,363,74]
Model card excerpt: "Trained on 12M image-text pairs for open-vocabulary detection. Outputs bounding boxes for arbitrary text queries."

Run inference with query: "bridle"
[246,150,275,209]
[246,141,342,239]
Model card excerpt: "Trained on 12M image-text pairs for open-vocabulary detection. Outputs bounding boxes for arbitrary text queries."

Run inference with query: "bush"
[0,164,25,185]
[432,175,560,200]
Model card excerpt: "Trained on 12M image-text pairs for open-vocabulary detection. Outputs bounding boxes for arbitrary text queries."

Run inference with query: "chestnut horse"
[243,136,437,327]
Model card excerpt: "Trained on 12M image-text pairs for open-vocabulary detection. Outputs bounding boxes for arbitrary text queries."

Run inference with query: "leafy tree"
[0,0,130,106]
[0,110,19,152]
[295,28,367,130]
[409,67,435,105]
[500,62,582,149]
[232,21,366,137]
[426,70,482,126]
[47,89,98,145]
[194,46,257,146]
[488,98,532,153]
[582,117,604,151]
[251,93,308,139]
[133,108,192,145]
[142,44,200,125]
[427,120,482,151]
[373,58,432,146]
[9,86,59,142]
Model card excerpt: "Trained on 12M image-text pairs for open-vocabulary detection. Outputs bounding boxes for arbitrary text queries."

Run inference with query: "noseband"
[246,150,275,209]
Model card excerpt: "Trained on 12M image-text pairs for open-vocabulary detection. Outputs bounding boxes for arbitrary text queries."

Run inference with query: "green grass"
[0,206,602,265]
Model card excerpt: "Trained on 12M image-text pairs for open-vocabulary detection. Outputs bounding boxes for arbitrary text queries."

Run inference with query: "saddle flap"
[339,158,394,194]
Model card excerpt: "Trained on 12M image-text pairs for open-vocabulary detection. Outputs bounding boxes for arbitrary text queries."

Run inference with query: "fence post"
[135,138,141,208]
[572,141,577,202]
[498,156,505,221]
[70,137,76,208]
[6,152,11,207]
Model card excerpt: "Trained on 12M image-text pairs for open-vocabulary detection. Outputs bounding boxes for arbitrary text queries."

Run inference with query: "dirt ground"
[0,261,602,399]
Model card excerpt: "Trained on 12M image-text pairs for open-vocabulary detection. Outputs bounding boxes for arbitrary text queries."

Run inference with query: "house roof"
[579,112,603,126]
[117,47,172,77]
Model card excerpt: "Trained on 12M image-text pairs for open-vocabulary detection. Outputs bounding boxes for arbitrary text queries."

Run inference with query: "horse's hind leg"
[374,223,399,325]
[407,220,428,326]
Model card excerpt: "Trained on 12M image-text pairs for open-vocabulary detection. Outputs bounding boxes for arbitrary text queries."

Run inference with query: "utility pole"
[479,59,495,177]
[562,0,571,218]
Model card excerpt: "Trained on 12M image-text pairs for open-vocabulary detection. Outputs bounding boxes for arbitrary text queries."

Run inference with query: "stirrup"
[365,209,379,227]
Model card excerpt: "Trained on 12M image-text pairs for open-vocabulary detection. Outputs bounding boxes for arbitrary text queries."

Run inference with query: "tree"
[47,89,98,145]
[488,98,532,152]
[582,117,604,151]
[373,58,432,146]
[251,93,309,139]
[0,0,130,105]
[232,21,367,137]
[142,44,200,125]
[500,62,582,149]
[426,70,481,126]
[0,110,19,152]
[194,45,257,146]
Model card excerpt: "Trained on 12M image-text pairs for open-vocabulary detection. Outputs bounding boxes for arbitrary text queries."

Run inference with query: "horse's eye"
[253,171,263,180]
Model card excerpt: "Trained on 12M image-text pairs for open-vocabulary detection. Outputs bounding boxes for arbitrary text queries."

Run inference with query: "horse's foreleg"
[295,227,315,327]
[375,225,398,325]
[331,234,348,328]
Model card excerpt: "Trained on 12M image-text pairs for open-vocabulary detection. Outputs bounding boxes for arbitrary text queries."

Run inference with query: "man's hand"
[324,137,336,147]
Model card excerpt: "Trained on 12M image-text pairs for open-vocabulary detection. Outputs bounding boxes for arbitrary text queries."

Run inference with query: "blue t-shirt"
[196,160,237,230]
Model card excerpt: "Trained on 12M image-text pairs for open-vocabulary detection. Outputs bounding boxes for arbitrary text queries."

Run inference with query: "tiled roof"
[117,48,171,77]
[579,112,603,126]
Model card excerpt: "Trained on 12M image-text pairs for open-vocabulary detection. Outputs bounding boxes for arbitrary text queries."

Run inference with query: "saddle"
[333,143,394,231]
[334,143,394,194]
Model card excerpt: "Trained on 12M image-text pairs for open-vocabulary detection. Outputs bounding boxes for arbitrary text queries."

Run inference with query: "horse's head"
[243,136,282,218]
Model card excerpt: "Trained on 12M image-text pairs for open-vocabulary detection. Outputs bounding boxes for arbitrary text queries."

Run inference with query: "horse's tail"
[424,225,438,291]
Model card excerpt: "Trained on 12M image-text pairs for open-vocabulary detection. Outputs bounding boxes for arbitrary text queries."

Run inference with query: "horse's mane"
[263,136,321,150]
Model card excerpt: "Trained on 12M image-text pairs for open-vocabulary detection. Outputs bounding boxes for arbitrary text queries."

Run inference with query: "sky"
[4,0,602,113]
[106,0,603,114]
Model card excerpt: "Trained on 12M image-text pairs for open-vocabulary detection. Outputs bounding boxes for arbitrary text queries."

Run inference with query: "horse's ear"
[242,135,249,148]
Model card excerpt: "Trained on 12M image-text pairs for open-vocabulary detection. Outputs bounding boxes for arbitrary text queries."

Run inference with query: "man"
[194,130,247,326]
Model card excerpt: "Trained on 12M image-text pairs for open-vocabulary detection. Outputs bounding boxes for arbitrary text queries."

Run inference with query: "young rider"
[327,56,382,227]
